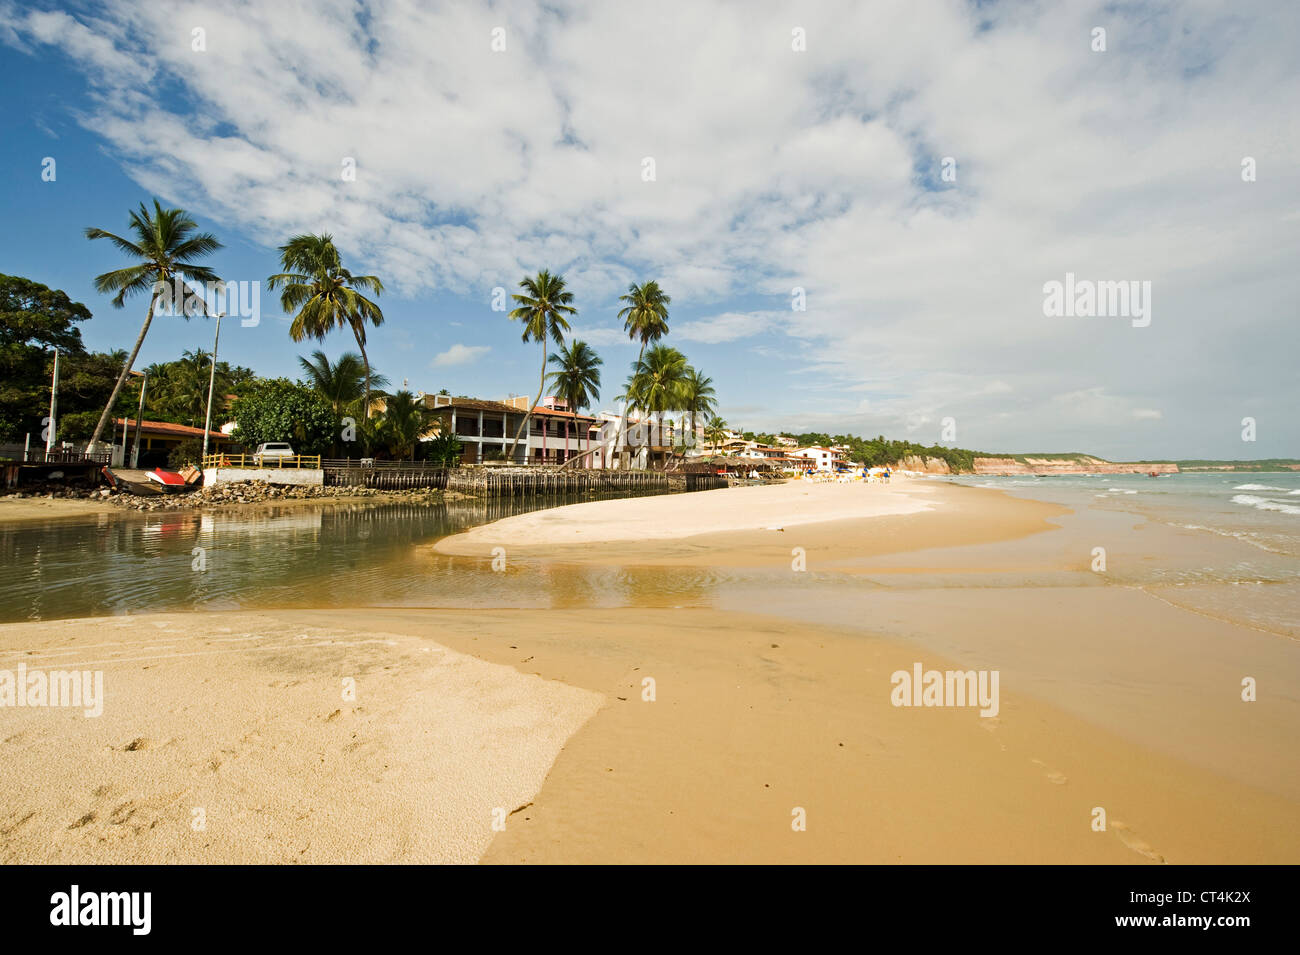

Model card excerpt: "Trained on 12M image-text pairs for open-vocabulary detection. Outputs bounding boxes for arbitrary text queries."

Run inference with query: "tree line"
[1,198,722,469]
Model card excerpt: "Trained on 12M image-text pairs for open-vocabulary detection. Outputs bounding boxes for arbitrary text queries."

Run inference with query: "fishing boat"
[101,466,193,496]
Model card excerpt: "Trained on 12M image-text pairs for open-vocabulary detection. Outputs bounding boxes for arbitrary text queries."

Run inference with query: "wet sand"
[0,497,116,522]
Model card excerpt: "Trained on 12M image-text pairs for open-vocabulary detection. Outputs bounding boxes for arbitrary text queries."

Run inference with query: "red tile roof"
[116,418,226,439]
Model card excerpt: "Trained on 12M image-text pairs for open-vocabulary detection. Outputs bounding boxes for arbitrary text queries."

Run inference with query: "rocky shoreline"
[1,479,474,512]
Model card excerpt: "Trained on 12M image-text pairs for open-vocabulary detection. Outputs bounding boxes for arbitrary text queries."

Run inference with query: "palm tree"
[506,271,576,464]
[705,415,728,452]
[680,366,716,452]
[376,389,430,460]
[624,345,687,467]
[615,280,670,467]
[547,339,602,463]
[267,234,384,417]
[83,200,223,452]
[297,350,388,420]
[145,349,216,428]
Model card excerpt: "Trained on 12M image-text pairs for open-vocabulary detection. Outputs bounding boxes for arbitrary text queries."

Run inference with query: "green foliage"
[231,378,336,454]
[167,437,204,468]
[0,275,95,440]
[789,432,979,471]
[0,273,91,351]
[140,350,256,429]
[373,390,429,459]
[422,431,463,466]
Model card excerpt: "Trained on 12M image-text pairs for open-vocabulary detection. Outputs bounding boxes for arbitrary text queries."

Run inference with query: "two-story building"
[789,445,847,472]
[423,394,600,465]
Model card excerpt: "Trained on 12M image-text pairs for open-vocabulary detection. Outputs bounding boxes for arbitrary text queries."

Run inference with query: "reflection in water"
[0,492,686,623]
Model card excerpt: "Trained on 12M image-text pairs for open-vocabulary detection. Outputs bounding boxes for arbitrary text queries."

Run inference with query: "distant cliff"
[970,456,1178,476]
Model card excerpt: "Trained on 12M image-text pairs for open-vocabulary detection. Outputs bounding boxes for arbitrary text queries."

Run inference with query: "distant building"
[789,445,847,472]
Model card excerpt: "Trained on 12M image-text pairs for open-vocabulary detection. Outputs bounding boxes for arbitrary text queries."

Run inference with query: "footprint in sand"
[108,801,139,826]
[1,811,36,837]
[1110,820,1167,863]
[1030,758,1068,785]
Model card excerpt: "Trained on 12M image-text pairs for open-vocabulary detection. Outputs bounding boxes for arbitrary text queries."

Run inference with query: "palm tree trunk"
[508,340,547,465]
[353,327,371,422]
[619,342,646,470]
[86,292,160,454]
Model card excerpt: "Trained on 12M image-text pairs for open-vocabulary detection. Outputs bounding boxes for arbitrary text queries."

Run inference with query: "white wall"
[203,467,324,486]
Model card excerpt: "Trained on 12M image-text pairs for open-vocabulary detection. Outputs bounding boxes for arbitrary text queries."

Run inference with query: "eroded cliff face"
[897,455,953,474]
[970,456,1179,476]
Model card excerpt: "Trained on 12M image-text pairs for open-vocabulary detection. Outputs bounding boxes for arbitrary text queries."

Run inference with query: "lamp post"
[202,312,225,461]
[46,348,60,457]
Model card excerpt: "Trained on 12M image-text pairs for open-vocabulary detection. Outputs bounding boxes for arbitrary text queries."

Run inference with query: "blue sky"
[2,0,1297,460]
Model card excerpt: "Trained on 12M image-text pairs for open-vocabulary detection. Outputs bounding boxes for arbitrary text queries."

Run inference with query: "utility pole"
[46,348,60,457]
[202,312,225,461]
[130,370,148,469]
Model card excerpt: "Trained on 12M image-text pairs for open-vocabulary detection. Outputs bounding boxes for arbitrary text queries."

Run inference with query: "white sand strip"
[434,479,934,553]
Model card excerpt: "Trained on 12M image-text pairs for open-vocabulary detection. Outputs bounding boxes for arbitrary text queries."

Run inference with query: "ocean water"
[945,471,1300,637]
[953,471,1300,558]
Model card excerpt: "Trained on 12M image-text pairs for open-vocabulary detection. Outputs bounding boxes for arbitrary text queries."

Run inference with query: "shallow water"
[2,474,1296,639]
[0,493,672,623]
[943,471,1300,637]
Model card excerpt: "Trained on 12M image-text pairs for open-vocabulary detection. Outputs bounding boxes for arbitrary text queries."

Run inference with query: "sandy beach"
[434,478,936,552]
[2,479,1297,864]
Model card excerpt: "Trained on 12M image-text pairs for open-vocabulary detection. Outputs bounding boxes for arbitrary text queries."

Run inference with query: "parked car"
[254,442,295,465]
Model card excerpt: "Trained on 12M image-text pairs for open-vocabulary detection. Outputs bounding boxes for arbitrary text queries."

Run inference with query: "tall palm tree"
[506,270,576,464]
[705,416,728,452]
[624,344,687,467]
[547,339,602,463]
[615,280,670,468]
[680,366,716,451]
[267,234,384,417]
[297,350,388,420]
[83,200,223,452]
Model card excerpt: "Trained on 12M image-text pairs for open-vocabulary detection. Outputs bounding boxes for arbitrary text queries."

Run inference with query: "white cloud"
[6,0,1298,456]
[674,311,784,344]
[431,343,489,367]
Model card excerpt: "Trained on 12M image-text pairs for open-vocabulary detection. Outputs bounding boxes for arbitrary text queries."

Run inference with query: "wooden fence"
[325,464,449,490]
[448,466,670,497]
[0,444,111,465]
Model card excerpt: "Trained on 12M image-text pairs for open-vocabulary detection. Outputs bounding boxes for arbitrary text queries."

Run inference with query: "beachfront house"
[423,394,601,465]
[112,418,235,469]
[790,445,846,472]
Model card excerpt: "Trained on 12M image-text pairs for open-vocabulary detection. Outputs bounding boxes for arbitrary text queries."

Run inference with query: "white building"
[789,446,846,472]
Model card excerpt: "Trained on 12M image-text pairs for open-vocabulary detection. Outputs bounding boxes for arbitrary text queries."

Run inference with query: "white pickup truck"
[253,442,295,465]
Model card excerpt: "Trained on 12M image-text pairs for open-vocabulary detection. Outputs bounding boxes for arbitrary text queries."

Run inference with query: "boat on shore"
[101,466,194,496]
